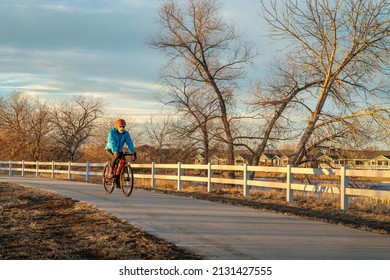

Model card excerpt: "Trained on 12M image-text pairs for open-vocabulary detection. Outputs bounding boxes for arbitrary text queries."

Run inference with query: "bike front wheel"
[102,163,115,194]
[120,164,134,197]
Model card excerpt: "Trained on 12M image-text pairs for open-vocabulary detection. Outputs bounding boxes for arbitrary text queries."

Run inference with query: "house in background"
[194,154,205,165]
[194,150,291,167]
[320,150,390,170]
[210,155,227,165]
[194,154,227,165]
[234,154,253,165]
[371,155,390,170]
[280,155,290,167]
[194,152,251,165]
[256,151,292,167]
[259,153,273,166]
[194,149,390,170]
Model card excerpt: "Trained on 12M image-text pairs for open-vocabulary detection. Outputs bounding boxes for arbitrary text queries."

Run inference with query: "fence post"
[9,160,12,176]
[286,164,294,202]
[51,161,55,179]
[36,161,39,177]
[21,160,25,176]
[207,163,213,193]
[243,163,249,196]
[177,162,182,191]
[68,161,72,180]
[340,166,349,211]
[151,162,156,188]
[86,161,90,182]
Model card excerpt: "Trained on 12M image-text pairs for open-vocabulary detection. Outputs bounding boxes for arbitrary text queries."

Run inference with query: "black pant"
[106,149,122,168]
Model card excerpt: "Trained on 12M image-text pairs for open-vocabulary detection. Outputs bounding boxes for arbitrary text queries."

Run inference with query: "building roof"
[235,153,253,161]
[329,150,390,160]
[372,155,390,160]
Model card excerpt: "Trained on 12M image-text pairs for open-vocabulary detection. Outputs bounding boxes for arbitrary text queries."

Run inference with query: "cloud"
[0,0,159,52]
[0,0,271,116]
[0,44,162,103]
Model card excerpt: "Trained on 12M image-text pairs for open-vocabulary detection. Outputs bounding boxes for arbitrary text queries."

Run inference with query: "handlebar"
[115,152,136,161]
[118,153,134,156]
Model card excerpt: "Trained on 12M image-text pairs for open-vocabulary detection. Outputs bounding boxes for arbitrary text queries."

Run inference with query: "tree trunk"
[290,84,331,166]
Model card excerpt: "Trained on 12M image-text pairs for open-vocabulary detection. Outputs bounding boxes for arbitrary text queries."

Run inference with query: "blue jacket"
[105,128,135,153]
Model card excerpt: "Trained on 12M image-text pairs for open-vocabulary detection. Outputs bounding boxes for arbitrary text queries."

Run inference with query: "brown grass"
[0,182,202,260]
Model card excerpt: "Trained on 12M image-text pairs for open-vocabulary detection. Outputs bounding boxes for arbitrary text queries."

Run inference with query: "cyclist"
[105,119,136,178]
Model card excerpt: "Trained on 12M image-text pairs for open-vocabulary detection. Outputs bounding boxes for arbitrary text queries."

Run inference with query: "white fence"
[1,160,390,211]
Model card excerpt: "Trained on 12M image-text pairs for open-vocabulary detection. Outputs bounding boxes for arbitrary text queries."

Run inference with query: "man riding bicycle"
[105,119,136,178]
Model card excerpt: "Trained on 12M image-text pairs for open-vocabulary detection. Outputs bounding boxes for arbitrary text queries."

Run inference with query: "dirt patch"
[0,182,202,260]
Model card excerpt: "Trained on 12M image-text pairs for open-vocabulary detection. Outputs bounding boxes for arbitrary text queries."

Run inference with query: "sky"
[0,0,275,122]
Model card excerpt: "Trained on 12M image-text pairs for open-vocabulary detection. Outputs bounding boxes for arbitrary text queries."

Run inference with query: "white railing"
[1,160,390,211]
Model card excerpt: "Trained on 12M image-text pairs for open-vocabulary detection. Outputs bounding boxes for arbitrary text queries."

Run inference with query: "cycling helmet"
[116,119,126,127]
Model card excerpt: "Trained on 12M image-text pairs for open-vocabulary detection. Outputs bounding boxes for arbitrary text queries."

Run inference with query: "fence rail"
[1,160,389,211]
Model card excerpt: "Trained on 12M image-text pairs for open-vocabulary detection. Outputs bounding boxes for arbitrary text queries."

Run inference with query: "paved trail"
[1,176,389,260]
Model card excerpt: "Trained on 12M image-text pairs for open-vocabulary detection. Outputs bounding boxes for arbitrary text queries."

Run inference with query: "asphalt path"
[1,176,389,260]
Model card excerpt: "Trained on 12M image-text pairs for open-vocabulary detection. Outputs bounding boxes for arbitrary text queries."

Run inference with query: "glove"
[133,152,137,161]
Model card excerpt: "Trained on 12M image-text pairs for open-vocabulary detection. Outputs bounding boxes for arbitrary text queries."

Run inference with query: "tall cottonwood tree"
[150,0,256,165]
[260,0,389,166]
[248,60,323,167]
[159,66,219,163]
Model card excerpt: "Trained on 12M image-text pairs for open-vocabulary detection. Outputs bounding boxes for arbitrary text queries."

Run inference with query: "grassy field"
[0,182,201,260]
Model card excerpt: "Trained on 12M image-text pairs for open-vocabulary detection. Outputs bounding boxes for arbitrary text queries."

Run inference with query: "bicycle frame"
[108,153,133,179]
[103,152,135,197]
[114,157,126,179]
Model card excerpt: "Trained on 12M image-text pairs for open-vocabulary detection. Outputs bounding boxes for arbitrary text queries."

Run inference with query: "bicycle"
[102,153,134,197]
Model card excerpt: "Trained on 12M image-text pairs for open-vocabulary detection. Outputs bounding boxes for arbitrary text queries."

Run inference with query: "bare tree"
[143,114,174,163]
[50,95,103,161]
[0,92,30,159]
[260,0,389,166]
[0,92,52,160]
[28,99,53,160]
[159,66,220,163]
[247,59,323,167]
[150,0,256,165]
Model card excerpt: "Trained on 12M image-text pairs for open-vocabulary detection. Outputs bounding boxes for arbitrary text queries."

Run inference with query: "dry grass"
[0,182,202,260]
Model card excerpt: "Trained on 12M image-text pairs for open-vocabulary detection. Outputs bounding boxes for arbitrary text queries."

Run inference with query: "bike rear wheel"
[102,163,115,194]
[120,164,134,197]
